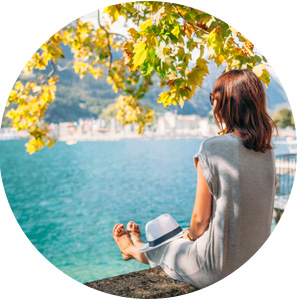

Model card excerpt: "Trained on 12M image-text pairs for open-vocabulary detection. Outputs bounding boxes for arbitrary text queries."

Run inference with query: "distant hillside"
[2,44,291,126]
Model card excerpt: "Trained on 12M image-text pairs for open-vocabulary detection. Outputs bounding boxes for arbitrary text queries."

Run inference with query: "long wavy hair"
[212,69,278,153]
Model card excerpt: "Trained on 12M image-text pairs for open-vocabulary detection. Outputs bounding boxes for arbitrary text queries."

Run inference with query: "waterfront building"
[0,127,29,140]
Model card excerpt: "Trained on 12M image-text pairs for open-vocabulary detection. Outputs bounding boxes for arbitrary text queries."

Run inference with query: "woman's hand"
[182,229,190,239]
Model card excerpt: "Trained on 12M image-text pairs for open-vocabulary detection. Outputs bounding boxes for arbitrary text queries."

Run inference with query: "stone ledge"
[84,266,199,298]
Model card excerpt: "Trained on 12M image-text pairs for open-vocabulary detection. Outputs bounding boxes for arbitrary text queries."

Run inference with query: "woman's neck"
[229,129,242,138]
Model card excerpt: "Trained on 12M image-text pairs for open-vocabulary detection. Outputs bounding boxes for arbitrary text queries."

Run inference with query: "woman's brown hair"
[212,69,278,153]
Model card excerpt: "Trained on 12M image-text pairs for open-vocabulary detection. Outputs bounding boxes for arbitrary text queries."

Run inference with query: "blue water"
[0,139,290,283]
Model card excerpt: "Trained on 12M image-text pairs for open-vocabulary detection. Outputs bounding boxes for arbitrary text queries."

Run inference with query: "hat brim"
[139,227,188,252]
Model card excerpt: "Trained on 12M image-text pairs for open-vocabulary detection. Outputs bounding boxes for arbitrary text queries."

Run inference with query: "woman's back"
[194,133,276,280]
[145,133,276,289]
[113,69,279,291]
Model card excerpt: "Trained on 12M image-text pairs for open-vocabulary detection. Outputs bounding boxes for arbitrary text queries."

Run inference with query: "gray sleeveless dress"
[145,134,276,289]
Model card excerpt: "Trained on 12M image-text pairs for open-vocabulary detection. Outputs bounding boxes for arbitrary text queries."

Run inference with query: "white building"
[0,127,29,140]
[175,114,201,135]
[199,118,216,137]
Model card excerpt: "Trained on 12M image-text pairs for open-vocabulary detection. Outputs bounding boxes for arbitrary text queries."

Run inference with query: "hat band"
[148,226,182,247]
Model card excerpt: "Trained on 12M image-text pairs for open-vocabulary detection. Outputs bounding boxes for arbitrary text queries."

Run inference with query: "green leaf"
[187,38,197,51]
[260,69,270,87]
[141,62,154,75]
[188,61,209,88]
[166,13,178,24]
[156,66,167,79]
[208,31,224,55]
[174,45,185,61]
[254,55,262,63]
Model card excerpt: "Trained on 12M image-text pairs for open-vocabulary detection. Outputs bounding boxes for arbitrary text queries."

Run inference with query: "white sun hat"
[139,213,187,252]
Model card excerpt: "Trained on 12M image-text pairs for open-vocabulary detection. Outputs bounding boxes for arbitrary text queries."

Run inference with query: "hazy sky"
[82,10,136,38]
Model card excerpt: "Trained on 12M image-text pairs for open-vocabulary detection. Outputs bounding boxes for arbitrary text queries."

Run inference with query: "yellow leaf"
[252,64,270,87]
[229,59,241,69]
[158,91,173,107]
[128,28,138,38]
[139,18,153,31]
[179,95,185,108]
[171,25,181,38]
[32,86,42,93]
[25,139,39,155]
[63,30,72,42]
[175,6,187,16]
[183,23,193,38]
[243,40,254,56]
[47,75,59,85]
[229,26,239,36]
[132,41,148,70]
[48,138,56,148]
[252,64,264,77]
[103,6,120,24]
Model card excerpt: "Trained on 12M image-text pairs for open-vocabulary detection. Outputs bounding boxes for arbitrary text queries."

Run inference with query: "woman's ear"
[212,99,217,110]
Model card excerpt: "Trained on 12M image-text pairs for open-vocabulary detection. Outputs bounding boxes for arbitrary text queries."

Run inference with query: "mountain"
[201,61,291,115]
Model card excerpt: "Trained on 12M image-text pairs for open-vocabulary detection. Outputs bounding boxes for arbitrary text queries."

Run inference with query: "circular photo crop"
[0,1,297,298]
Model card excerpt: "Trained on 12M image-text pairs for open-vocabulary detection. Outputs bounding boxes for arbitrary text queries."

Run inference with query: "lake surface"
[0,138,288,283]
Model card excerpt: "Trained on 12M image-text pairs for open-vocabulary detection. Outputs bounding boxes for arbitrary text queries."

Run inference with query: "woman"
[113,69,278,289]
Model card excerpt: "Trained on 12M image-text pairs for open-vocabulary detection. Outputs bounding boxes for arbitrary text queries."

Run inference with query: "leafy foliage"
[272,108,295,128]
[7,77,58,154]
[5,1,270,153]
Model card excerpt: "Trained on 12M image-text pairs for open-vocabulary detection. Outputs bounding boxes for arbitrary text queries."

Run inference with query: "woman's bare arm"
[187,160,212,240]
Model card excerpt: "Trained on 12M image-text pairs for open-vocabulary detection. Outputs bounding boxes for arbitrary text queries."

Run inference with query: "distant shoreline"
[58,134,208,142]
[0,134,296,143]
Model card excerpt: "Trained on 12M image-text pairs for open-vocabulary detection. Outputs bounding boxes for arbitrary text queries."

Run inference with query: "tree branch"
[47,60,56,79]
[97,9,114,74]
[111,32,127,40]
[56,60,73,71]
[39,59,56,84]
